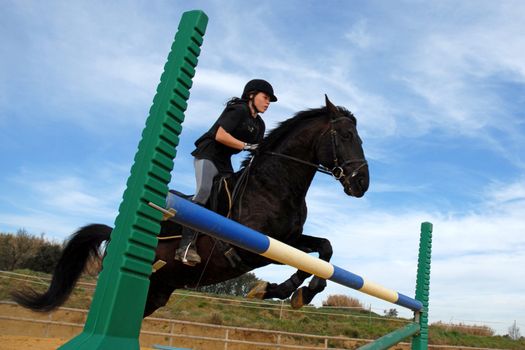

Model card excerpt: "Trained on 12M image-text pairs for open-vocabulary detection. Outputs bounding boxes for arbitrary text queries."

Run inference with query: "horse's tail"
[11,224,112,312]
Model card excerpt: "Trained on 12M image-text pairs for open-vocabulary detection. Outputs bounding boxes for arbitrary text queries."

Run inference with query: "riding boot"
[174,226,201,266]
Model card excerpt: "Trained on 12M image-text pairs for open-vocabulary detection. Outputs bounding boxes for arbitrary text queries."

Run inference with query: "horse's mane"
[240,106,355,168]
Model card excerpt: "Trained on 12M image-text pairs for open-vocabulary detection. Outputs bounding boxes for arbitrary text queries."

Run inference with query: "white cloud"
[345,19,374,49]
[486,178,525,205]
[394,5,525,138]
[0,163,129,238]
[27,176,121,218]
[0,2,175,130]
[0,211,94,242]
[194,69,247,98]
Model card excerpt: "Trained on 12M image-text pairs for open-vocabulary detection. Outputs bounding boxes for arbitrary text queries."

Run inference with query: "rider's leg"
[175,158,218,265]
[192,158,219,205]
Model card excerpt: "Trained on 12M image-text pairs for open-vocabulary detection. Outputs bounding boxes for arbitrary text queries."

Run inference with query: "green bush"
[23,242,62,273]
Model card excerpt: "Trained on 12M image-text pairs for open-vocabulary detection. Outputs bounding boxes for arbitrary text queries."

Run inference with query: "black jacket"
[191,101,265,173]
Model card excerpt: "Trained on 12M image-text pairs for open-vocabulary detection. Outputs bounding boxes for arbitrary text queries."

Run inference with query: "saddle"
[166,172,244,268]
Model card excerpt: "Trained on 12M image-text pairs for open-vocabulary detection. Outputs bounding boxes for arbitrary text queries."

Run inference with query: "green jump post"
[358,322,420,350]
[356,222,432,350]
[58,10,208,350]
[411,222,433,350]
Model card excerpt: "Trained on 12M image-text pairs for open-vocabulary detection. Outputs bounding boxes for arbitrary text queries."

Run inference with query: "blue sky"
[1,1,524,335]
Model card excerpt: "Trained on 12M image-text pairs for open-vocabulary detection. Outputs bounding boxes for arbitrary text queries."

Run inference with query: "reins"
[265,151,367,180]
[265,151,333,176]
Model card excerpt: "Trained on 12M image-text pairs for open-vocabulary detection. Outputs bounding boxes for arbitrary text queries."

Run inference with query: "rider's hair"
[225,96,249,106]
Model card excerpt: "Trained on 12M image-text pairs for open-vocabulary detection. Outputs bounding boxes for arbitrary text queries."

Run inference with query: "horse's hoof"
[291,289,304,309]
[246,281,268,299]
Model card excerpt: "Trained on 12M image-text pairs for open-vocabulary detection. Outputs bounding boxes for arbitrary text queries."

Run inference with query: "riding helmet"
[242,79,277,102]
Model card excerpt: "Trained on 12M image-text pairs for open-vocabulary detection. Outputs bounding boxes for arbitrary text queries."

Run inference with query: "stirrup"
[175,246,201,266]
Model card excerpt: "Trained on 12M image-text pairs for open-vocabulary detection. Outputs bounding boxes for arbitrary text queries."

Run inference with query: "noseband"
[266,117,367,180]
[325,117,368,179]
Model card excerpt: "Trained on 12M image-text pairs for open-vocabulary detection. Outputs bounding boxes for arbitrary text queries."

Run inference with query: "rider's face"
[252,92,271,114]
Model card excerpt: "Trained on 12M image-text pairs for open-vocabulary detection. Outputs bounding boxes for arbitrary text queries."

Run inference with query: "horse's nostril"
[359,178,369,191]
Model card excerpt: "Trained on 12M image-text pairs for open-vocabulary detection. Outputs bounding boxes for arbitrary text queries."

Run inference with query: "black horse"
[12,96,369,317]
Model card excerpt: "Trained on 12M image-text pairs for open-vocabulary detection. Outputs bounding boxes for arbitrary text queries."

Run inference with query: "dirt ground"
[0,303,169,350]
[0,303,396,350]
[0,302,282,350]
[0,335,67,350]
[0,335,156,350]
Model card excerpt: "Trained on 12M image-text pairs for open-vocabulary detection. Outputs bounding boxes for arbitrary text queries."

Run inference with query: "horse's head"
[317,95,369,198]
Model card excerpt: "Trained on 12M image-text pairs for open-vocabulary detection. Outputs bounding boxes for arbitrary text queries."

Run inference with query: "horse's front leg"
[247,269,312,300]
[290,235,333,309]
[247,235,332,308]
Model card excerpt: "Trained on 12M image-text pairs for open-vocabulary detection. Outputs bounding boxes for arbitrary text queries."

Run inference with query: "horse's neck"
[255,128,321,200]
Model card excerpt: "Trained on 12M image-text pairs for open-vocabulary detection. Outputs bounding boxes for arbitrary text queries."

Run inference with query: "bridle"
[266,116,367,180]
[234,115,366,217]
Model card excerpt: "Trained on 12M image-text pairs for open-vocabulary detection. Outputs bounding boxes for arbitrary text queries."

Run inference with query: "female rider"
[175,79,278,265]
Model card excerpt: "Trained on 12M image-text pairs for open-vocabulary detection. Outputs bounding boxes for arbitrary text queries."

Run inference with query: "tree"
[0,229,42,270]
[0,229,62,272]
[384,308,398,317]
[508,320,521,340]
[322,294,363,308]
[197,272,261,296]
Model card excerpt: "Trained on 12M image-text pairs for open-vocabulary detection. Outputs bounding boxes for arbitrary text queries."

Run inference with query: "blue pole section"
[166,194,423,312]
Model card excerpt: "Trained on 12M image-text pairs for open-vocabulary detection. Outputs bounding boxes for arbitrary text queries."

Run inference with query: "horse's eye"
[340,131,352,139]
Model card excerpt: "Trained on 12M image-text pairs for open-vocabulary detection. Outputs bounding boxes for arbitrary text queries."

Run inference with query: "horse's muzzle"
[342,172,369,198]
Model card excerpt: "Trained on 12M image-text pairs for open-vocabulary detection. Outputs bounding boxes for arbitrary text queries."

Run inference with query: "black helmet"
[242,79,277,102]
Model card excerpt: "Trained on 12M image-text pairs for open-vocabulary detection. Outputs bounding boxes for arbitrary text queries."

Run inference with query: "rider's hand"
[243,143,259,151]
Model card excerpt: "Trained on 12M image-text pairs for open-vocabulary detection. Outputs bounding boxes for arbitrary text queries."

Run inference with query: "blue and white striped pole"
[166,193,423,312]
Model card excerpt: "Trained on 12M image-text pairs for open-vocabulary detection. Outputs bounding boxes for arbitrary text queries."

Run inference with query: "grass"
[1,269,524,349]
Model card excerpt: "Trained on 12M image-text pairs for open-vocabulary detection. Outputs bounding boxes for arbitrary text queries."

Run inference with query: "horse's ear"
[325,94,339,116]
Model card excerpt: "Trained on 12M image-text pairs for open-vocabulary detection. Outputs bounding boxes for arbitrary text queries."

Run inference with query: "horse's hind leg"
[143,278,176,318]
[290,235,333,309]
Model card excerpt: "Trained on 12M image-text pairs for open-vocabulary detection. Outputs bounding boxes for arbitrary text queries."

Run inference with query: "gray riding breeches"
[192,158,219,205]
